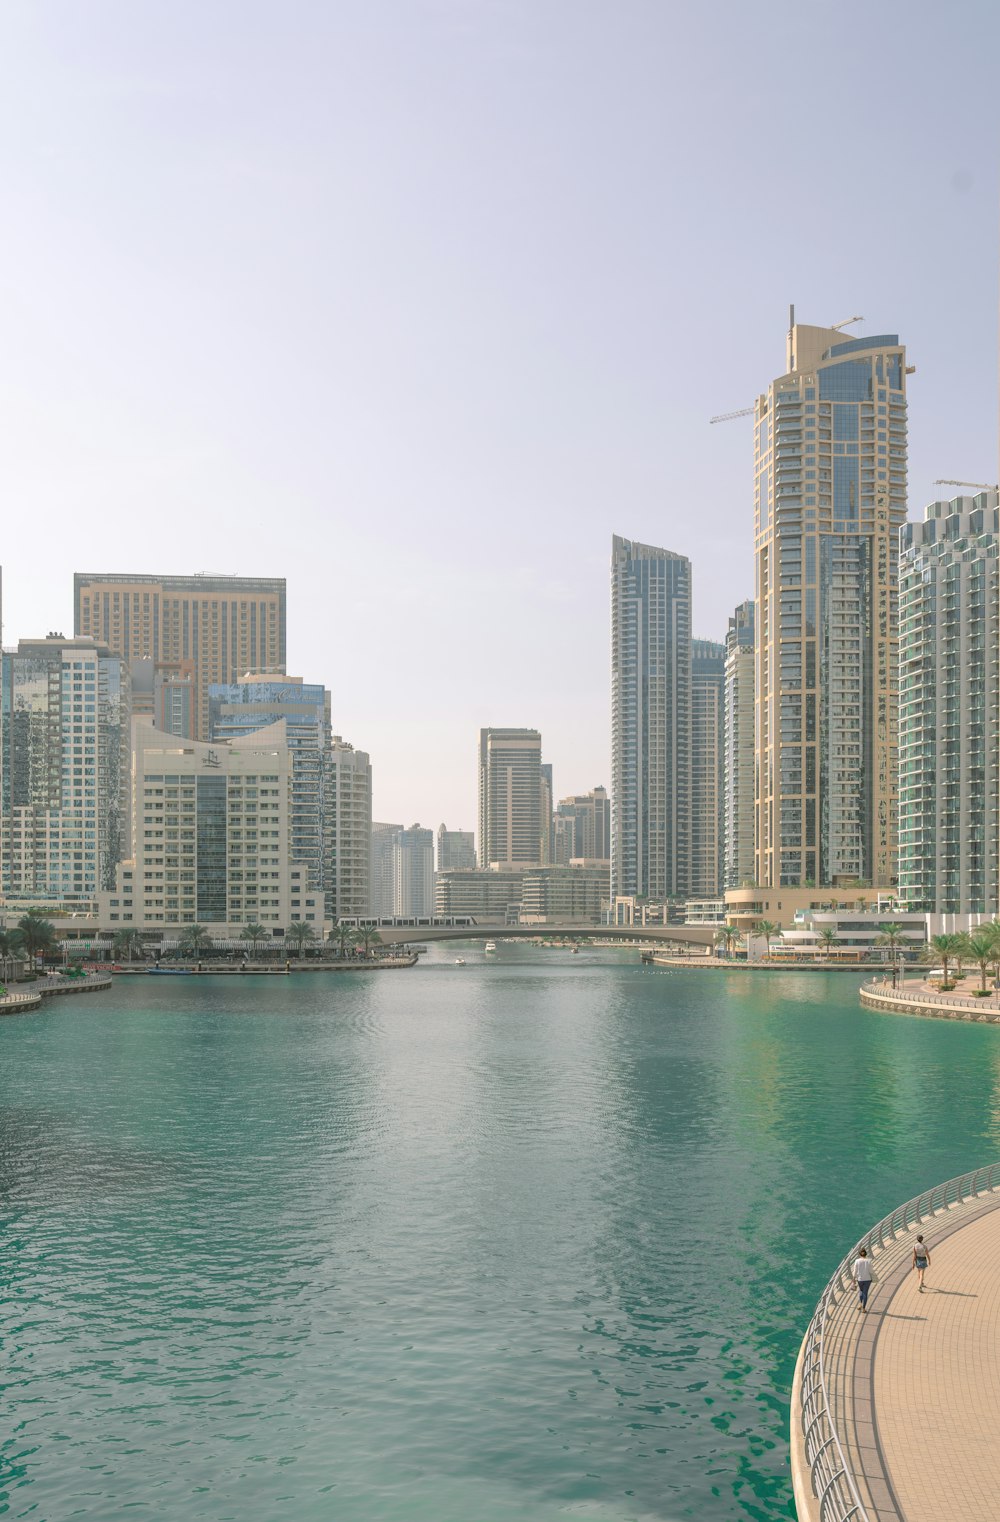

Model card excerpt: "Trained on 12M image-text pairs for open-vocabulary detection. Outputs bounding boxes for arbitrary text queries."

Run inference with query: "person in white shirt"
[852,1247,873,1312]
[912,1234,931,1291]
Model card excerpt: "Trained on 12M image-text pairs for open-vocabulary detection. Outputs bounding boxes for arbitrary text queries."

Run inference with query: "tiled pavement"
[819,1191,1000,1521]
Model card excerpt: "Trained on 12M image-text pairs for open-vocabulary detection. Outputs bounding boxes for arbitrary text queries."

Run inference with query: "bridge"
[373,922,716,948]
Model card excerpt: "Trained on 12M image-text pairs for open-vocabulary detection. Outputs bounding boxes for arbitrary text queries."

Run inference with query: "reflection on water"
[1,952,999,1521]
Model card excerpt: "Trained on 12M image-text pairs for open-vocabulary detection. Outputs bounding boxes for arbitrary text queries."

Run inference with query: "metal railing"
[861,979,1000,1014]
[798,1161,1000,1522]
[0,990,43,1011]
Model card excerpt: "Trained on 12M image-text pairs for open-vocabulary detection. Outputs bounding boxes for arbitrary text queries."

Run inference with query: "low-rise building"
[435,868,527,923]
[518,865,608,924]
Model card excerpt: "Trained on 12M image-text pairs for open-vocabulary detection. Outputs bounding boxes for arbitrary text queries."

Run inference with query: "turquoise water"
[2,948,1000,1522]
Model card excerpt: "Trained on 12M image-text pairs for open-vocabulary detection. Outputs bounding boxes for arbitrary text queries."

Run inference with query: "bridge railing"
[798,1161,1000,1522]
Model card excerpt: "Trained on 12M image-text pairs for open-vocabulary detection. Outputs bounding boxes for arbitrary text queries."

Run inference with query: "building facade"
[434,868,527,922]
[755,317,907,888]
[437,825,476,872]
[723,600,755,889]
[898,492,1000,914]
[74,573,286,740]
[478,728,543,867]
[328,738,372,920]
[611,535,692,900]
[209,675,332,899]
[518,865,608,924]
[1,637,130,901]
[690,639,725,897]
[554,788,611,864]
[393,824,435,917]
[370,823,402,918]
[97,718,324,936]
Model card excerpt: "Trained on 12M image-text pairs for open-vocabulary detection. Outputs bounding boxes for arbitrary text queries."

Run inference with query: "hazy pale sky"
[1,1,997,829]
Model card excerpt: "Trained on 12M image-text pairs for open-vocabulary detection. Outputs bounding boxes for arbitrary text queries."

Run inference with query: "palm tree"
[286,922,317,957]
[714,925,739,959]
[0,928,23,983]
[16,914,57,970]
[241,922,267,944]
[875,924,907,983]
[178,924,213,960]
[924,932,966,989]
[112,928,145,962]
[816,927,839,960]
[332,922,358,960]
[754,920,781,961]
[965,932,996,995]
[358,924,383,958]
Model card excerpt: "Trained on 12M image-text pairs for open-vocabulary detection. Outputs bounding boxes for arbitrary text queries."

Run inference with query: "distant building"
[370,823,402,918]
[723,601,755,889]
[74,573,286,740]
[478,728,543,867]
[329,738,372,920]
[554,788,611,864]
[898,492,1000,913]
[437,825,476,872]
[393,824,434,917]
[519,865,608,924]
[435,868,527,922]
[540,763,554,864]
[611,535,691,899]
[1,636,130,901]
[690,640,725,898]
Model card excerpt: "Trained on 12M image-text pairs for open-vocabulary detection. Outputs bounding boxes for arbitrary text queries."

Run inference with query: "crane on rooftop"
[934,478,998,491]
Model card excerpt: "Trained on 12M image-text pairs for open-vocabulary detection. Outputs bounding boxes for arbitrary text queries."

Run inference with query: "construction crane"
[830,315,864,331]
[710,406,754,424]
[934,478,998,491]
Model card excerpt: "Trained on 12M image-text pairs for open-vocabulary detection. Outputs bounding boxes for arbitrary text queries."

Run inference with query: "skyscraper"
[690,639,725,897]
[1,636,130,901]
[74,573,286,740]
[539,763,554,865]
[611,535,691,899]
[437,825,476,872]
[370,823,402,917]
[723,600,755,889]
[554,788,611,863]
[393,824,434,917]
[328,738,372,920]
[754,317,907,888]
[898,492,999,913]
[478,728,543,867]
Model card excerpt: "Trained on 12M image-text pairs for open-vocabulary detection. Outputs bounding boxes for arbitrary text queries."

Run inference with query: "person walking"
[852,1246,873,1312]
[913,1234,931,1291]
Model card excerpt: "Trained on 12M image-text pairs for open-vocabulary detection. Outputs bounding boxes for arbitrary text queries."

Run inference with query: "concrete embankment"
[860,978,1000,1024]
[114,956,419,976]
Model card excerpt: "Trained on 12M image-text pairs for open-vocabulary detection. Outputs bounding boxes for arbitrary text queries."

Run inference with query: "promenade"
[791,1168,1000,1522]
[860,977,1000,1024]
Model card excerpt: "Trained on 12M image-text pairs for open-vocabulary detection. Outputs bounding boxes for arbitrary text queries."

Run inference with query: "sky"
[0,0,998,830]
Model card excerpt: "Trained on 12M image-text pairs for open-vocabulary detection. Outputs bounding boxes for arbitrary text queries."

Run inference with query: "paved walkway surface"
[821,1192,1000,1521]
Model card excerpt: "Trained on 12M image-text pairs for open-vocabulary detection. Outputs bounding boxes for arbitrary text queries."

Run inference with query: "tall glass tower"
[611,535,691,900]
[754,317,908,889]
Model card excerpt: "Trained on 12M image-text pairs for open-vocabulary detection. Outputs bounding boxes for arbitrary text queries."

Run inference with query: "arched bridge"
[373,922,716,948]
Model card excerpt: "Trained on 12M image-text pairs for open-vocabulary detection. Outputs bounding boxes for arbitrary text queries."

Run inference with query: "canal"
[2,947,998,1520]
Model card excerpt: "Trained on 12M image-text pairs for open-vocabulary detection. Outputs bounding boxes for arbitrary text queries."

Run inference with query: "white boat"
[484,940,497,954]
[455,957,466,965]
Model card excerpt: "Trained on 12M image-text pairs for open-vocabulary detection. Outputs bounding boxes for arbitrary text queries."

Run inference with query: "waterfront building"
[754,316,907,889]
[478,728,543,867]
[1,636,130,901]
[611,535,691,900]
[97,718,325,937]
[898,492,1000,914]
[437,825,475,872]
[554,788,611,865]
[328,738,372,920]
[393,824,434,917]
[434,867,527,922]
[74,573,286,741]
[209,675,331,898]
[518,865,608,924]
[723,600,755,889]
[370,823,402,918]
[690,641,725,898]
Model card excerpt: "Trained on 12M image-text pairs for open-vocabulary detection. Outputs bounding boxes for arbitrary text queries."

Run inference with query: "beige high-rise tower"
[754,315,907,889]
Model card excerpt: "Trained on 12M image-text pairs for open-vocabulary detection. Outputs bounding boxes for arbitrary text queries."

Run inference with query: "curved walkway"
[792,1171,1000,1521]
[860,978,1000,1024]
